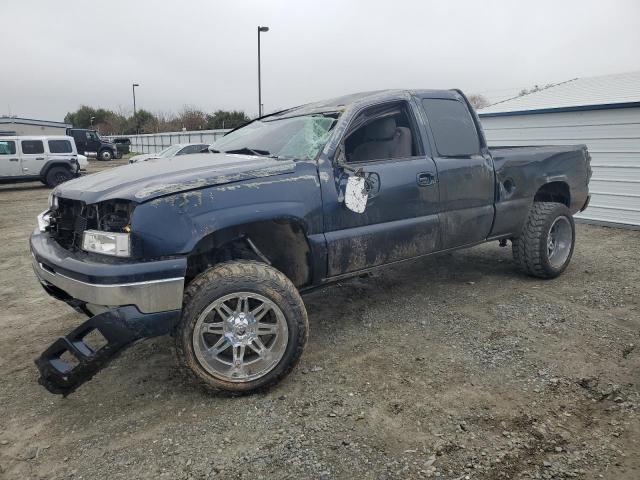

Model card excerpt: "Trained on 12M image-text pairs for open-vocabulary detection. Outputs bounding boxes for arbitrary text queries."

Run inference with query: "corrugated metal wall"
[480,107,640,227]
[106,129,230,154]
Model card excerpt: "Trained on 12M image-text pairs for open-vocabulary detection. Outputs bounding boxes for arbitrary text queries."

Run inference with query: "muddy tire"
[44,166,73,188]
[175,260,308,394]
[512,202,575,279]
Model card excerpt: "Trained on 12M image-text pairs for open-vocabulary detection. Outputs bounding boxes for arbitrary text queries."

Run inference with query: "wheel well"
[186,219,312,288]
[42,162,71,176]
[534,181,570,207]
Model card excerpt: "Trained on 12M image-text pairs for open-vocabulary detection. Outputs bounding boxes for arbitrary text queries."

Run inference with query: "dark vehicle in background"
[31,89,591,396]
[128,143,210,163]
[66,128,120,161]
[113,137,131,156]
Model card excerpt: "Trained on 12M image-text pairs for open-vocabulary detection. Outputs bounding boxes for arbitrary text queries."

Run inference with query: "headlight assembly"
[82,230,130,257]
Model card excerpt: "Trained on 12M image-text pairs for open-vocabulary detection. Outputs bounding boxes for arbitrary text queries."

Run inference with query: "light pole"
[257,26,269,117]
[90,116,95,127]
[132,83,140,133]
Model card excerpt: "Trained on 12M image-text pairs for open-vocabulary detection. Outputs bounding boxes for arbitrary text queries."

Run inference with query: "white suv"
[0,135,84,188]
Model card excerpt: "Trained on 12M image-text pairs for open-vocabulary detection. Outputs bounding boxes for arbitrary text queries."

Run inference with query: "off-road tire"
[44,166,73,188]
[512,202,575,279]
[99,149,113,161]
[175,260,308,394]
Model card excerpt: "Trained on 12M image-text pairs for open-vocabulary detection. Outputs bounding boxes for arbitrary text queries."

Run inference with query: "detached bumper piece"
[35,306,180,396]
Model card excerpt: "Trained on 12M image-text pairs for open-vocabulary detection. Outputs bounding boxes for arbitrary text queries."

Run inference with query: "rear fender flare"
[41,160,77,178]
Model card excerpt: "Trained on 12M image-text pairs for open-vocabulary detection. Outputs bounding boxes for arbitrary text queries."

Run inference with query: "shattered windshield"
[214,113,338,160]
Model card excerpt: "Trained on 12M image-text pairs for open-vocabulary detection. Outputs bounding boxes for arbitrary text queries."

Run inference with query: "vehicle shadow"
[0,182,49,193]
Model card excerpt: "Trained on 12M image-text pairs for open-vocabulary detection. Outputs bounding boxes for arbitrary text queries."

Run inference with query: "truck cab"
[66,128,119,161]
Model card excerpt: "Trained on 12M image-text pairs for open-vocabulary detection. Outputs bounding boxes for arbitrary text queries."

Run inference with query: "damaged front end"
[30,199,187,395]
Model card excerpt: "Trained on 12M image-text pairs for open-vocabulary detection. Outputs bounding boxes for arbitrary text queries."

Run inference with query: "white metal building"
[479,71,640,227]
[0,117,71,136]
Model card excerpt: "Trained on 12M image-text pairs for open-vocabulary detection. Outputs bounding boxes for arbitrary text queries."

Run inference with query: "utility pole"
[257,26,269,117]
[132,83,140,133]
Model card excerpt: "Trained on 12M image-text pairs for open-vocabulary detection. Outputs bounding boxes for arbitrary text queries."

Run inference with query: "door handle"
[9,158,19,162]
[417,172,436,187]
[36,157,45,160]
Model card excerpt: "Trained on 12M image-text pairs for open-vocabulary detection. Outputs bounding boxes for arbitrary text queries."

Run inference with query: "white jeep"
[0,135,84,188]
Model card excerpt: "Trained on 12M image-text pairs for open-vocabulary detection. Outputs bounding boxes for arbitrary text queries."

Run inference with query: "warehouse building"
[0,116,71,136]
[479,71,640,227]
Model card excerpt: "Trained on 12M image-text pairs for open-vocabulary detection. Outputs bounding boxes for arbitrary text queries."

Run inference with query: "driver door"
[322,100,441,277]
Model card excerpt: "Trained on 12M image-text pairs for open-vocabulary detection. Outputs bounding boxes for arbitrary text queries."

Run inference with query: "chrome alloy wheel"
[547,216,573,269]
[192,292,288,382]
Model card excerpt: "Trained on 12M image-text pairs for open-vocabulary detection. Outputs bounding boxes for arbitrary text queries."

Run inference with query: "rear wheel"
[175,261,308,394]
[99,149,113,161]
[44,166,73,188]
[512,202,575,278]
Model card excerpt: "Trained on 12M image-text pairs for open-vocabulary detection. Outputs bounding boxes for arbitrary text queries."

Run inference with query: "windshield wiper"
[225,147,274,157]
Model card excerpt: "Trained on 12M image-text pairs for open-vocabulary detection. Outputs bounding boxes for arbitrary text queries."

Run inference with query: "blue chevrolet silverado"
[30,89,591,395]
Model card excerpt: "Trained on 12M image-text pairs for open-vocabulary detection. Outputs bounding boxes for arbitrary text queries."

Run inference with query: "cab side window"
[48,140,73,153]
[344,103,420,163]
[21,140,44,154]
[0,140,16,155]
[421,98,480,157]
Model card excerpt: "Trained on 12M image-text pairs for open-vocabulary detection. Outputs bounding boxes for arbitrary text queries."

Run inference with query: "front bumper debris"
[29,229,186,395]
[35,306,180,396]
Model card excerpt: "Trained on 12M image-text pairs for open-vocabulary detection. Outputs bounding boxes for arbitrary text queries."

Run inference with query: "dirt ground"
[0,158,638,480]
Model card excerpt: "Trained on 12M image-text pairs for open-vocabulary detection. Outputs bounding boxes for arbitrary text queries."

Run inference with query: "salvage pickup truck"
[30,89,591,395]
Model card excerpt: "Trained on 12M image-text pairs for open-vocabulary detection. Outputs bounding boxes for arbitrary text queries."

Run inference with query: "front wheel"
[99,149,113,161]
[175,261,308,394]
[512,202,575,278]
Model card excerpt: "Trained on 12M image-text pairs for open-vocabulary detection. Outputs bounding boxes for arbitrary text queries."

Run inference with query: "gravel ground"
[0,158,638,479]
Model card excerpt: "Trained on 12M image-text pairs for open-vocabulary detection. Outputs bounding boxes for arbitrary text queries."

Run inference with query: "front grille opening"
[49,198,94,250]
[49,199,134,251]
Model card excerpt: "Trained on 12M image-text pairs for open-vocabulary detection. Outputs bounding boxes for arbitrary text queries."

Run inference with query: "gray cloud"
[3,0,639,120]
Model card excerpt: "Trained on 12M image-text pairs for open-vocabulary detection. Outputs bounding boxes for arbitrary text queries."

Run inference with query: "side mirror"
[344,175,368,213]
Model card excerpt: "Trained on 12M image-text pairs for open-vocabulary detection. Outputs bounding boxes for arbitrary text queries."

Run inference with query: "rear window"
[0,140,16,155]
[422,98,480,156]
[48,139,73,153]
[21,140,44,154]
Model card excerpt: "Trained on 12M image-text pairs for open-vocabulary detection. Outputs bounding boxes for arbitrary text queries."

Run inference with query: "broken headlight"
[37,210,52,232]
[82,230,130,257]
[81,201,135,257]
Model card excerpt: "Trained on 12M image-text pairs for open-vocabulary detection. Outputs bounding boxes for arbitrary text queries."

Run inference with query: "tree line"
[64,106,251,135]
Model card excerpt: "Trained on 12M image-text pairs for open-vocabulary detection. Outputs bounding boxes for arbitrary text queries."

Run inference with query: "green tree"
[64,105,110,128]
[206,110,250,130]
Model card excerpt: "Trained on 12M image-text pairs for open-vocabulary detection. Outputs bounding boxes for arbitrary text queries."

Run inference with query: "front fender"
[130,167,323,258]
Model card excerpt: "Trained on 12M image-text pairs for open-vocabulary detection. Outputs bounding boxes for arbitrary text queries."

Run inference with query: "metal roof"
[479,71,640,116]
[0,116,71,128]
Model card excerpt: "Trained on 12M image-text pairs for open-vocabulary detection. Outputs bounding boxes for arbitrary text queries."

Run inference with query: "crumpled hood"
[54,153,296,204]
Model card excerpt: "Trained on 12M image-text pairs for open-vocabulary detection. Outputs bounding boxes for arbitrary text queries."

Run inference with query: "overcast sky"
[3,0,639,121]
